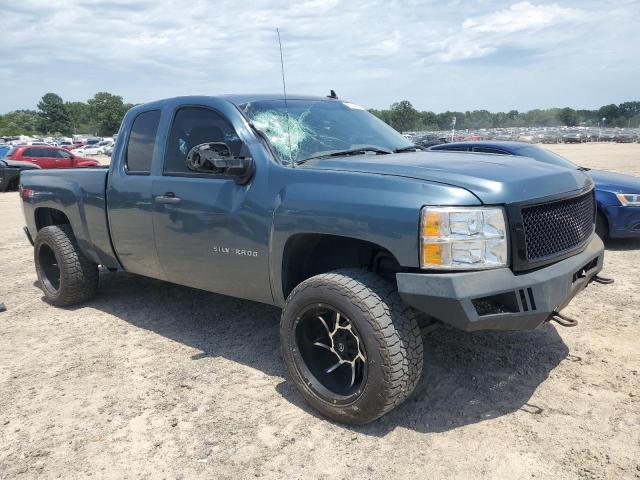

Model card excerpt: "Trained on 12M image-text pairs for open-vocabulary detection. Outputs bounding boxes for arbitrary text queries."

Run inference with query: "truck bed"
[20,167,120,270]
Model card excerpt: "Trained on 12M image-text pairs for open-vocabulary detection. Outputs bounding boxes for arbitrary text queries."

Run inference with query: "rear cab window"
[125,110,161,174]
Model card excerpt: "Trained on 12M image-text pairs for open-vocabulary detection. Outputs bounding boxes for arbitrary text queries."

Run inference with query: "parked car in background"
[562,131,584,143]
[414,134,447,148]
[97,142,114,154]
[430,141,640,239]
[5,145,100,169]
[541,132,560,143]
[0,144,10,158]
[0,158,40,192]
[74,145,103,155]
[517,133,535,143]
[102,143,115,156]
[615,133,637,143]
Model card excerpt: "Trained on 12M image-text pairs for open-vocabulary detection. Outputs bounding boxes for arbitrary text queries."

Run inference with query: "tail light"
[20,186,35,200]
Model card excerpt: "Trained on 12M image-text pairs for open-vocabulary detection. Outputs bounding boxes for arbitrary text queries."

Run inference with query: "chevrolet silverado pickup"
[19,95,605,424]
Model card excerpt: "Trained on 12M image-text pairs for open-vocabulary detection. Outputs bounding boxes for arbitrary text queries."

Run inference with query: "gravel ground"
[0,144,639,479]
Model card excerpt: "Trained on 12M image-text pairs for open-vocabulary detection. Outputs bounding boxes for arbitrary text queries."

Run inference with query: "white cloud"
[433,2,584,62]
[462,2,580,34]
[0,0,638,113]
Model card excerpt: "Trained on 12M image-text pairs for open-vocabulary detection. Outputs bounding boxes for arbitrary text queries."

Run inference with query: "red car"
[5,145,100,169]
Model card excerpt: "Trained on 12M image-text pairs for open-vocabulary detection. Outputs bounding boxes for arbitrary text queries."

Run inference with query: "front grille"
[522,191,595,261]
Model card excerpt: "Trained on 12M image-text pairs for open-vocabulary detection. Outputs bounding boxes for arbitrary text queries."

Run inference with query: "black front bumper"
[397,235,604,331]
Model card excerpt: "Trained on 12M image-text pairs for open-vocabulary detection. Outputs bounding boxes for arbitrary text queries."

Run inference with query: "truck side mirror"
[186,142,254,184]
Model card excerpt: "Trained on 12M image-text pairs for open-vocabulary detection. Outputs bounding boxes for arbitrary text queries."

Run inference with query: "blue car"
[430,141,640,239]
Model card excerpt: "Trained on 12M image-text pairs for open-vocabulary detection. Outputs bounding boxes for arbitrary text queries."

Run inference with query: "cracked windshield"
[239,99,413,164]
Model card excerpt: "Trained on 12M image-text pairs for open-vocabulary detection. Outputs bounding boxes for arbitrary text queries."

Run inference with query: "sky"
[1,0,639,114]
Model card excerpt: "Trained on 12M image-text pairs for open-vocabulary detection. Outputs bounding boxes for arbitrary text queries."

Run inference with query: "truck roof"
[130,94,342,112]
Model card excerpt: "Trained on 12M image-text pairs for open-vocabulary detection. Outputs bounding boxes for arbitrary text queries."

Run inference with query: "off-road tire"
[280,269,423,424]
[34,225,98,306]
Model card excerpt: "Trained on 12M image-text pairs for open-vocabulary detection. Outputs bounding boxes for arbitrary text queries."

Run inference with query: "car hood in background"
[588,169,640,193]
[4,159,41,169]
[302,151,593,204]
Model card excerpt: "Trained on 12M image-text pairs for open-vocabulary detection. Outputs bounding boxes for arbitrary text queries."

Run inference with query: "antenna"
[276,27,294,167]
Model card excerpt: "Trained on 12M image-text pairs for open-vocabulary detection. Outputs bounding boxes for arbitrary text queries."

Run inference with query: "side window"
[126,110,161,174]
[43,148,57,157]
[473,147,506,155]
[24,148,39,157]
[55,149,72,158]
[164,107,242,175]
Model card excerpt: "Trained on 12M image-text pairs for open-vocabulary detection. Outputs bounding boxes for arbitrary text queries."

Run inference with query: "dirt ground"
[1,144,639,479]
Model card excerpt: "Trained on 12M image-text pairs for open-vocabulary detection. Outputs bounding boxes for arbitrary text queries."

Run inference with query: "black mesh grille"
[522,191,595,261]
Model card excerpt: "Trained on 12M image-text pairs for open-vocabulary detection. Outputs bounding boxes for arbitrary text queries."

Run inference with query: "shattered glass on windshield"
[239,99,412,165]
[250,110,313,161]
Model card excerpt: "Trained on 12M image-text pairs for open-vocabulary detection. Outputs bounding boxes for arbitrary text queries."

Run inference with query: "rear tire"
[280,269,423,424]
[34,225,98,306]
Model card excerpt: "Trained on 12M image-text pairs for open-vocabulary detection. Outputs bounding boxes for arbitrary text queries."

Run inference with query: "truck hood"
[302,151,593,204]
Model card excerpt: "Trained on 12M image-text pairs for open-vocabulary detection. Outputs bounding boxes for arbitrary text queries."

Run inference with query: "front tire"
[280,269,423,424]
[34,225,98,306]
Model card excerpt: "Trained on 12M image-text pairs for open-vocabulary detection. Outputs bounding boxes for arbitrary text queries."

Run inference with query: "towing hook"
[593,274,615,285]
[548,311,578,327]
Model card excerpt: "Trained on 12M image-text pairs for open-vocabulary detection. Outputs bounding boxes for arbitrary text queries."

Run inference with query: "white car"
[74,145,102,155]
[97,142,114,154]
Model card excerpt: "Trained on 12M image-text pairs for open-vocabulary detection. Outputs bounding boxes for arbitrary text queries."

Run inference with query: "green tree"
[420,111,439,130]
[87,92,128,136]
[37,93,71,135]
[0,110,41,136]
[368,108,392,125]
[388,100,420,133]
[598,104,620,125]
[65,101,95,134]
[558,107,578,126]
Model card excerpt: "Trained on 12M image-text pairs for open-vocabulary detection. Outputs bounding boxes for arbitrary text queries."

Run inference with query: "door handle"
[154,193,181,204]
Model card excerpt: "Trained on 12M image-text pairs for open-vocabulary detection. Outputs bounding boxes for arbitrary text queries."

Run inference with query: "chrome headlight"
[420,206,508,269]
[616,193,640,206]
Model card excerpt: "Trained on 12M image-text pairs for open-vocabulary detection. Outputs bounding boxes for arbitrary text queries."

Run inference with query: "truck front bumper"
[397,235,604,331]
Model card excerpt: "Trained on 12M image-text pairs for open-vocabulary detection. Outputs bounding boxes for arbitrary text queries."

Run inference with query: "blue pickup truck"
[19,95,605,424]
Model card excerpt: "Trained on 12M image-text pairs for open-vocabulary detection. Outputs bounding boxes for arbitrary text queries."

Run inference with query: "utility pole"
[451,116,456,142]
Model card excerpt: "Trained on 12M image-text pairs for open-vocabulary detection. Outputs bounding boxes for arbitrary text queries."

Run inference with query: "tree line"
[0,92,135,137]
[369,100,640,133]
[2,93,639,137]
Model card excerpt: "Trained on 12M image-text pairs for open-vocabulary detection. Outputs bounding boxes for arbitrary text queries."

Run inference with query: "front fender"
[268,166,480,305]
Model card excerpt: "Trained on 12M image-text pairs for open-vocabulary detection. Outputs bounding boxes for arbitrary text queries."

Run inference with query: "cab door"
[107,109,166,280]
[152,106,272,304]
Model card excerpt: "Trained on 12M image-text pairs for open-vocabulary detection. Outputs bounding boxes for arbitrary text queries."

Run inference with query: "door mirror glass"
[186,142,254,184]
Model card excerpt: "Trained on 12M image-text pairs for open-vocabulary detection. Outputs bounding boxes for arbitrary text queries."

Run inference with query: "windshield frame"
[236,99,412,166]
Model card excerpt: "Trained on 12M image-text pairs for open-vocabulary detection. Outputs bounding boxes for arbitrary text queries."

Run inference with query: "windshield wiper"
[297,146,392,165]
[394,144,427,153]
[577,166,591,171]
